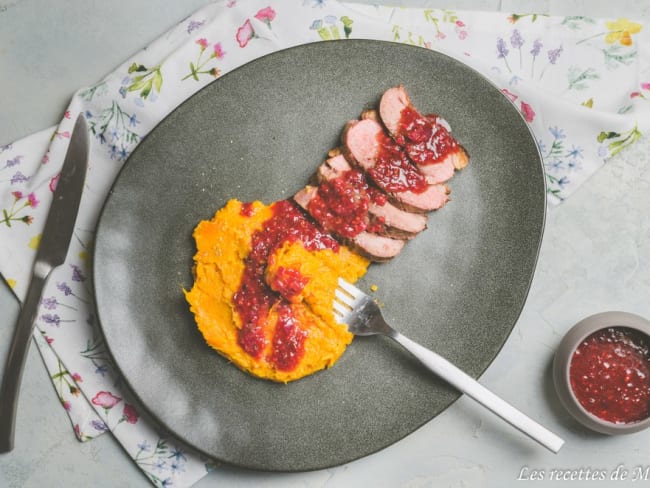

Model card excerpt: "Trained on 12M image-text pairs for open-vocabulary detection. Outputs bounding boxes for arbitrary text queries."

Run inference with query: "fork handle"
[391,332,564,453]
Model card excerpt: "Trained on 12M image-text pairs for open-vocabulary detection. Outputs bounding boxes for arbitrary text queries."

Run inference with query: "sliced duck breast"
[379,85,469,173]
[293,186,405,262]
[342,118,449,213]
[350,230,405,262]
[318,154,427,238]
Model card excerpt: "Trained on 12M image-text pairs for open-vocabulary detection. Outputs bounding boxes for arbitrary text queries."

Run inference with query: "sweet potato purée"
[184,199,368,382]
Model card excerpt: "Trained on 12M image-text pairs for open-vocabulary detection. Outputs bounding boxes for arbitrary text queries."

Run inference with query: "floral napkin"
[0,1,648,486]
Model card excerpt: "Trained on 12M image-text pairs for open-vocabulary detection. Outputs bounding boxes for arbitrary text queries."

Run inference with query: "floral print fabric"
[0,1,648,486]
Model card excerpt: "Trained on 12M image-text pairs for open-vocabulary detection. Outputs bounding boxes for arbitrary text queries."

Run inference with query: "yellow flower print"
[604,18,642,46]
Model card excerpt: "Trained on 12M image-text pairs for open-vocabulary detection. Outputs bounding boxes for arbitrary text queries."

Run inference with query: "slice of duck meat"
[379,85,469,174]
[342,118,449,213]
[293,186,405,262]
[318,154,427,239]
[350,230,405,262]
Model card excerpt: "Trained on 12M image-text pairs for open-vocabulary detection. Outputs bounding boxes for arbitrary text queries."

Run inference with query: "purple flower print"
[186,19,204,34]
[547,45,563,64]
[41,297,59,310]
[529,38,543,77]
[496,38,511,72]
[530,39,543,56]
[71,264,87,282]
[92,420,109,432]
[10,171,28,184]
[54,280,88,303]
[510,30,525,68]
[40,313,75,327]
[497,37,509,58]
[4,155,22,168]
[57,282,73,296]
[511,29,524,48]
[41,313,62,327]
[538,45,563,80]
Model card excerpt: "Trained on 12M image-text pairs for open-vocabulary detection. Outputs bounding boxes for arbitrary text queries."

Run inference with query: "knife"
[0,113,89,453]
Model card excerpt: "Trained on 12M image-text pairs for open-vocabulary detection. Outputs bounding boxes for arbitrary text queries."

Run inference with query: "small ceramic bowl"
[553,311,650,435]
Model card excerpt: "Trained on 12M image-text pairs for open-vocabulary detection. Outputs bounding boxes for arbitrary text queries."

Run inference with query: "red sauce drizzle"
[308,169,369,238]
[240,201,255,217]
[270,304,308,371]
[269,266,309,302]
[397,106,457,166]
[367,186,388,206]
[370,132,428,194]
[570,327,650,424]
[233,199,338,368]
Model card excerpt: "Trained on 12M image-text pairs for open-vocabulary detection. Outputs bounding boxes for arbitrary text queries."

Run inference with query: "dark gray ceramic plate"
[94,40,545,471]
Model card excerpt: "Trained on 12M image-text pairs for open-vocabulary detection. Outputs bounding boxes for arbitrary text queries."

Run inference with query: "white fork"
[334,278,564,453]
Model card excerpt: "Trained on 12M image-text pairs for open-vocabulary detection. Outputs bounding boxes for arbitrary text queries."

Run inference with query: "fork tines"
[333,278,364,323]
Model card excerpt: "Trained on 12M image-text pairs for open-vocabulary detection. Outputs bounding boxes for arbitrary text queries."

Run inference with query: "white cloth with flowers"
[0,1,648,486]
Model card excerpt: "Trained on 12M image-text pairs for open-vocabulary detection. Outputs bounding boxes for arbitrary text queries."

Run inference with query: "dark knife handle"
[0,271,48,453]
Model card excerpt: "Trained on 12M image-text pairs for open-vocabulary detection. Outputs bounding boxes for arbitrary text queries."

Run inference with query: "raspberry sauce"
[569,327,650,424]
[233,200,338,368]
[397,106,457,166]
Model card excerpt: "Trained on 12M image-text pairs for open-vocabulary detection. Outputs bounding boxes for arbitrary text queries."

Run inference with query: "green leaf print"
[126,64,163,99]
[567,66,600,91]
[602,45,637,69]
[597,125,642,157]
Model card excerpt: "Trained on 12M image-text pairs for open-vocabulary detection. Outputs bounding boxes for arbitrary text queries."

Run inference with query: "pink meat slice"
[379,85,470,173]
[342,119,449,214]
[319,155,427,237]
[293,186,406,262]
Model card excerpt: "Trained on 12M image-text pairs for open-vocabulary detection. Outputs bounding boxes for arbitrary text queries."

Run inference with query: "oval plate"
[94,40,545,471]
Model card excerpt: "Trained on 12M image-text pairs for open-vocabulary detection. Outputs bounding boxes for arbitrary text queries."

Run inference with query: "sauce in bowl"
[569,327,650,424]
[553,311,650,435]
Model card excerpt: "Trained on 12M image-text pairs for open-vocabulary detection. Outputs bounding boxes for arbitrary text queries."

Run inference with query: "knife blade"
[0,113,89,453]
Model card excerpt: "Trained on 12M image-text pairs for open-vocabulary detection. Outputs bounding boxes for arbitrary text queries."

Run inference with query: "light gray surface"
[1,1,650,487]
